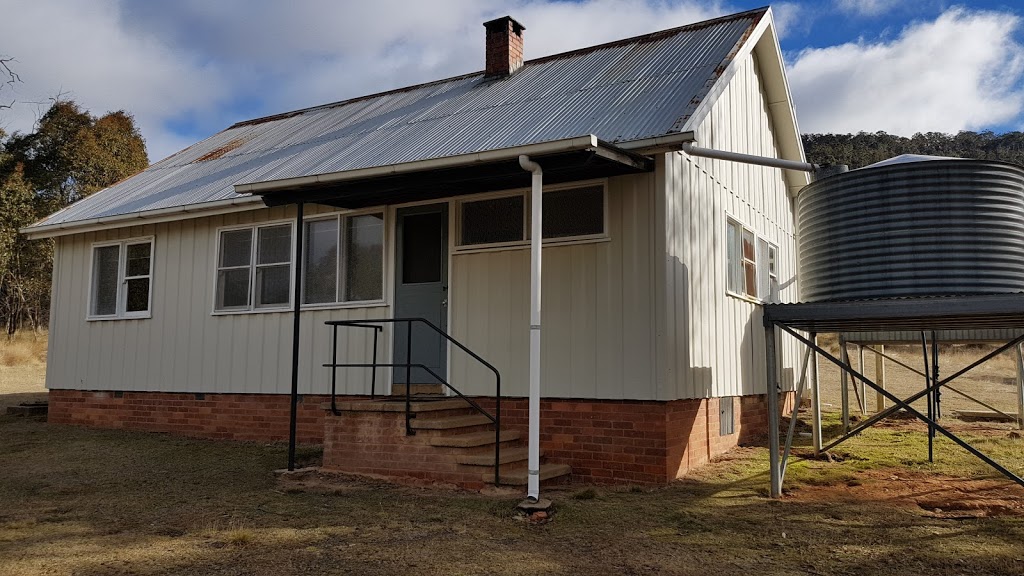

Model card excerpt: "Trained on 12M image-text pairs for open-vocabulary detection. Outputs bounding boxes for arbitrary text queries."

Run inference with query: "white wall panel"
[46,204,389,396]
[661,52,803,399]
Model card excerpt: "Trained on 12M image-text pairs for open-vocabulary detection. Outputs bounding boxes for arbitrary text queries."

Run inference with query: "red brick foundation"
[48,389,792,485]
[47,389,335,443]
[476,393,793,484]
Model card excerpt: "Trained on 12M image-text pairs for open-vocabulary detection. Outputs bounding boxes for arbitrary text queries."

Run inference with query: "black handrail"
[324,317,503,487]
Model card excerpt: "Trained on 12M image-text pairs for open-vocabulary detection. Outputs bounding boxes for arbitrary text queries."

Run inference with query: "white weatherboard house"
[27,8,806,486]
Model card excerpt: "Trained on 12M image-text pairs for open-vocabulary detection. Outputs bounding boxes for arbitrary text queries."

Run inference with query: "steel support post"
[875,345,886,413]
[857,344,867,414]
[287,201,304,472]
[840,335,850,434]
[1016,344,1024,431]
[766,324,782,498]
[921,332,933,463]
[811,333,822,454]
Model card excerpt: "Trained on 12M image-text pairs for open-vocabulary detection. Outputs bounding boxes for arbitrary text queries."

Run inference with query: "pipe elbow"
[519,154,542,173]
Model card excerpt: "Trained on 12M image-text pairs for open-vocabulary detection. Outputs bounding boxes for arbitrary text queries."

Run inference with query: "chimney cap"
[483,15,525,33]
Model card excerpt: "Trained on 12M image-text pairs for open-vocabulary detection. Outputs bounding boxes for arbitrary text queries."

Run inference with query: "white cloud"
[835,0,901,18]
[770,2,807,39]
[3,0,744,162]
[0,0,231,162]
[787,7,1024,135]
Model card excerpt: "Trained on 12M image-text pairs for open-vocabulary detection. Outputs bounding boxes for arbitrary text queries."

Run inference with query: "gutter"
[20,196,265,240]
[234,135,609,195]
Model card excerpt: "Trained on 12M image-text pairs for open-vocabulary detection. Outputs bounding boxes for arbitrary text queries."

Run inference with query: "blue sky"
[2,1,1023,162]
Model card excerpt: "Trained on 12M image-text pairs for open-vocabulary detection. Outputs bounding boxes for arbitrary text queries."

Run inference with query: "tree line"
[1,100,148,334]
[802,131,1024,169]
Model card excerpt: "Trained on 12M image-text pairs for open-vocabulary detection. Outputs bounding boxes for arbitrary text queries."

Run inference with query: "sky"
[1,0,1023,163]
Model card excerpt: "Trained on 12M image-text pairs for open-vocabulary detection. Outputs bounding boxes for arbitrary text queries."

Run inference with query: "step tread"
[322,398,472,413]
[456,446,537,466]
[490,463,572,485]
[429,429,521,447]
[410,413,493,430]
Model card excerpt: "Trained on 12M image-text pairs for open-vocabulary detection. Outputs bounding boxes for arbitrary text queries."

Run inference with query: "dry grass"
[0,332,48,409]
[1,412,1023,575]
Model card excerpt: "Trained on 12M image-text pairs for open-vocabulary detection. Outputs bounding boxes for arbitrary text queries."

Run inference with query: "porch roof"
[238,134,654,208]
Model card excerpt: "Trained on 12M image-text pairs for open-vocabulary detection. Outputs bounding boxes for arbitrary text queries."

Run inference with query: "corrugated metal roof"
[29,8,766,229]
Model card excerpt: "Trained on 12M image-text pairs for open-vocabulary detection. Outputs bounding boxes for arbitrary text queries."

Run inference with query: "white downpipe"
[519,154,543,502]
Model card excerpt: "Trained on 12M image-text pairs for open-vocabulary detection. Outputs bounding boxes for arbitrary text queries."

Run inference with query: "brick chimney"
[483,16,525,77]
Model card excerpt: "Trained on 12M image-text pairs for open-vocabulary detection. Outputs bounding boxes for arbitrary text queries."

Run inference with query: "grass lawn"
[1,410,1023,576]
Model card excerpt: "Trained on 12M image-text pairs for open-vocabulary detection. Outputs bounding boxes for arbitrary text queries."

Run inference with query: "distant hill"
[802,131,1024,170]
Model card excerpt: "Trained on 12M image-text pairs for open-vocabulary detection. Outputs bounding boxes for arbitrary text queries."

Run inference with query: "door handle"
[442,298,448,307]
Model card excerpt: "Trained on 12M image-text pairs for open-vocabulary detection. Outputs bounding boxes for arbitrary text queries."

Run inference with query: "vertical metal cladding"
[797,159,1024,301]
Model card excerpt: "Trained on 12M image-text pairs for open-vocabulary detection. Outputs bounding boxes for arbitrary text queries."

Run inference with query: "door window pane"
[304,219,338,304]
[91,245,120,316]
[542,185,604,239]
[401,212,443,284]
[345,214,384,301]
[460,195,523,245]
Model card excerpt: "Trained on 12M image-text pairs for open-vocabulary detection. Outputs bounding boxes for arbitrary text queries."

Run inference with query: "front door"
[393,203,448,385]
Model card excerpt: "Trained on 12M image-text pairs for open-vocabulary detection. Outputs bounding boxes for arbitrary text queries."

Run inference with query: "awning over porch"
[232,134,654,207]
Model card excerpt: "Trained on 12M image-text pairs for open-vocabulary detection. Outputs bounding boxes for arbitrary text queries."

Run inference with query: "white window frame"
[454,180,609,251]
[301,210,387,308]
[725,216,779,304]
[87,237,154,321]
[212,220,295,315]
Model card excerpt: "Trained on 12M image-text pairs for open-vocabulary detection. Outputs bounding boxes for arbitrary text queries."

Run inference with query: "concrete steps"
[429,429,521,447]
[489,463,573,486]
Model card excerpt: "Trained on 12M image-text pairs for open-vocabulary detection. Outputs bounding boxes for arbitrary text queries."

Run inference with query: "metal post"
[875,345,886,413]
[405,319,413,436]
[857,344,866,414]
[287,202,305,471]
[371,328,379,399]
[840,335,850,434]
[520,155,543,502]
[330,324,339,415]
[811,333,822,455]
[766,323,781,498]
[921,332,933,463]
[781,346,811,481]
[1016,343,1024,431]
[932,332,940,421]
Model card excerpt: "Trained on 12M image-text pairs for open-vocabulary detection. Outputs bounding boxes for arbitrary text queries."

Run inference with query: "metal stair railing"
[324,318,503,487]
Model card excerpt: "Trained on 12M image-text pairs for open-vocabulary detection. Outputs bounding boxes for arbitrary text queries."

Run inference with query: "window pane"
[91,245,120,316]
[220,229,252,267]
[726,222,742,294]
[542,186,604,239]
[757,238,770,300]
[742,229,756,261]
[304,219,338,304]
[401,212,442,284]
[461,196,523,245]
[744,262,757,297]
[125,278,150,313]
[256,264,290,307]
[345,213,384,301]
[216,268,250,309]
[126,242,151,277]
[257,225,291,264]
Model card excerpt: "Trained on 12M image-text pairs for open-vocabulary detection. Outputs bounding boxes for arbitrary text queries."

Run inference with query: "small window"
[726,218,777,302]
[457,185,605,247]
[542,185,604,239]
[460,195,524,246]
[215,223,293,312]
[302,212,384,305]
[89,239,153,319]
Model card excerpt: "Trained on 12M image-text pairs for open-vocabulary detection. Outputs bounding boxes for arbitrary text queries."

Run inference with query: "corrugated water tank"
[796,155,1024,302]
